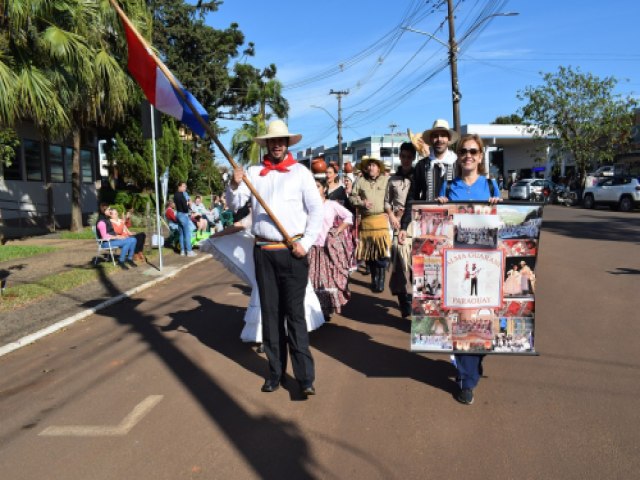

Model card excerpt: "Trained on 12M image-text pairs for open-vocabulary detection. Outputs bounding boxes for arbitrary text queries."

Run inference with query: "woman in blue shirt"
[437,133,501,405]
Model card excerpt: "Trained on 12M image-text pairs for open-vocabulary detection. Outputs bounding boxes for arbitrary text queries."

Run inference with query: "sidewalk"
[0,233,209,350]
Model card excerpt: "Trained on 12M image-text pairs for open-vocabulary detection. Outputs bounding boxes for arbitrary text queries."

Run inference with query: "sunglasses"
[459,148,480,155]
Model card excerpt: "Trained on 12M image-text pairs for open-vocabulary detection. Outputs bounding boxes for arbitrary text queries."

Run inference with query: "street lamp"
[404,6,518,134]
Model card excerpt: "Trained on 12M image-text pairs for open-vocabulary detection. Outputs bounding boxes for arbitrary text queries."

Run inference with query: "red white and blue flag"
[122,21,208,138]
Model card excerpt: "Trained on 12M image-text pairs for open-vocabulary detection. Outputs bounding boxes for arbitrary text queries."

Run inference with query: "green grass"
[0,245,58,262]
[0,249,159,312]
[59,228,96,240]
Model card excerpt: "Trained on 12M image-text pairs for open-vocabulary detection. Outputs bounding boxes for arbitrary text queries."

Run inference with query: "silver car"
[509,179,555,201]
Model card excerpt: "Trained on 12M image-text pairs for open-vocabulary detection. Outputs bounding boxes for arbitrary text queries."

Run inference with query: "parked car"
[582,176,640,212]
[509,179,556,202]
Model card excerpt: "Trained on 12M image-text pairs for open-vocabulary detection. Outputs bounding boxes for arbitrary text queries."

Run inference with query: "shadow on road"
[311,322,458,395]
[543,215,640,243]
[88,268,319,478]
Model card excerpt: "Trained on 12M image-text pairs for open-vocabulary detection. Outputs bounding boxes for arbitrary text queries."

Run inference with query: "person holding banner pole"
[436,133,501,406]
[227,120,323,396]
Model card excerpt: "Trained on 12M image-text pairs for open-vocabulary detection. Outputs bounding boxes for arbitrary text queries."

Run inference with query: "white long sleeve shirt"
[226,163,323,253]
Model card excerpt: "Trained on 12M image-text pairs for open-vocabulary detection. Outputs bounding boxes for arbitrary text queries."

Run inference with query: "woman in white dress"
[503,264,522,296]
[199,214,325,345]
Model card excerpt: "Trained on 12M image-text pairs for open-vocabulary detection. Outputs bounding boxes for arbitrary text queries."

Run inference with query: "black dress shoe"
[126,260,138,268]
[261,380,280,393]
[301,384,316,395]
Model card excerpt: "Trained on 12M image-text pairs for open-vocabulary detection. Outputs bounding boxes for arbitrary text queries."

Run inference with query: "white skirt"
[200,230,325,342]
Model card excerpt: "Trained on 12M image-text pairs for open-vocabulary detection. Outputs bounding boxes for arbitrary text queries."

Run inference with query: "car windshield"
[513,181,531,187]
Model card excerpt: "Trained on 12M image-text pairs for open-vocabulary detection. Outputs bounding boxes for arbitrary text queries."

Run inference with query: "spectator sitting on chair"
[96,203,137,269]
[190,195,212,237]
[191,195,217,230]
[108,207,146,263]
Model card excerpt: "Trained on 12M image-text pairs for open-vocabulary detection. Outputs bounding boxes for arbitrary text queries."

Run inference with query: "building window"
[81,149,93,183]
[1,147,21,180]
[64,147,73,182]
[24,139,43,181]
[49,145,64,182]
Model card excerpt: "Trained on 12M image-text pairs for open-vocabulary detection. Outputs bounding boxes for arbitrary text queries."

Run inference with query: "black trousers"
[254,246,314,385]
[133,232,146,253]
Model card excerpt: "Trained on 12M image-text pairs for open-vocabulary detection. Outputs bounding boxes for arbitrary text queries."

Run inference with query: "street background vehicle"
[582,176,640,211]
[509,178,557,202]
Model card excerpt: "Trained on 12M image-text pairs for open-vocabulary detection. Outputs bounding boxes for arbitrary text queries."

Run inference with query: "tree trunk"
[70,127,83,232]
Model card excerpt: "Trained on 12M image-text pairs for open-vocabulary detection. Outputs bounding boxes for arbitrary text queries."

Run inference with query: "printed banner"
[410,202,543,355]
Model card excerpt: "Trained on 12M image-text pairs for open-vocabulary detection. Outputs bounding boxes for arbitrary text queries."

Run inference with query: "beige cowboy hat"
[421,119,460,145]
[254,119,302,147]
[360,155,385,171]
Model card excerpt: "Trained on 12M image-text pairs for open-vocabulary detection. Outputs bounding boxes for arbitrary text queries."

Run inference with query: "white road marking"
[39,395,163,437]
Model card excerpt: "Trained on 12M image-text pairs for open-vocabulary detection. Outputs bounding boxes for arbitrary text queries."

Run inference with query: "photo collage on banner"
[409,202,543,355]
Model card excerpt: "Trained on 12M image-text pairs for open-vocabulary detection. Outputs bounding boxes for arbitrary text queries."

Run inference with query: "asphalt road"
[0,205,638,479]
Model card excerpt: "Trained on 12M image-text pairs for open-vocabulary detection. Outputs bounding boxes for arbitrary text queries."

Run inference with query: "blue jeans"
[176,212,193,253]
[108,237,137,263]
[455,354,485,390]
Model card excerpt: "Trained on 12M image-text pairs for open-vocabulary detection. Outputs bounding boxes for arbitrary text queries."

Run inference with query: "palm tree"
[231,115,266,165]
[0,0,147,230]
[229,64,289,165]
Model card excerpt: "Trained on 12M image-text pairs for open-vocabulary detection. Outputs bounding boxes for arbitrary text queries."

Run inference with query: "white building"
[298,124,556,181]
[0,122,100,237]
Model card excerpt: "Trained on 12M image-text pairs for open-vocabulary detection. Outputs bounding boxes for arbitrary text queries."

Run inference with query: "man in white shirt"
[227,119,323,396]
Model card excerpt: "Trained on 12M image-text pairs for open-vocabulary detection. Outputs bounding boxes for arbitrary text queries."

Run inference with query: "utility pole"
[447,0,461,136]
[404,4,517,138]
[330,89,349,174]
[389,122,398,172]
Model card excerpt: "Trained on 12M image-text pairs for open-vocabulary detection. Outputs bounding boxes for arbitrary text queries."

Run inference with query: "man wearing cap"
[349,156,391,293]
[227,119,323,396]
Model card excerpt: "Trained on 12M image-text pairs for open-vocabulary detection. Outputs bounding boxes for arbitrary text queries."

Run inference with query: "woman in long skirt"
[308,179,354,319]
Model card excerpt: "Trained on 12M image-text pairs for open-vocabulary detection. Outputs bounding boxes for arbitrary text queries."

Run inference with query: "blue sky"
[204,0,639,159]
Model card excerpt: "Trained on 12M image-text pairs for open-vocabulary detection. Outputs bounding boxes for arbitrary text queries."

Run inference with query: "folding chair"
[92,225,119,265]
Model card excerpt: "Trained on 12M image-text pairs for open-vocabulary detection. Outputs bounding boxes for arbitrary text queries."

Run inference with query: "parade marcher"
[385,142,416,317]
[199,212,325,348]
[308,179,354,319]
[398,119,459,246]
[349,156,391,293]
[412,119,459,201]
[174,181,197,257]
[325,164,348,205]
[226,119,323,396]
[435,133,501,406]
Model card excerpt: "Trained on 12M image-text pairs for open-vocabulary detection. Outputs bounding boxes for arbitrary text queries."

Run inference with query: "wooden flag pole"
[109,0,294,247]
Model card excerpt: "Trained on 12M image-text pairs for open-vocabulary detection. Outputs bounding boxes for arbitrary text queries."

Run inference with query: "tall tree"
[0,0,147,230]
[517,66,638,179]
[106,0,246,191]
[228,63,289,164]
[492,114,523,125]
[231,114,266,165]
[106,115,192,191]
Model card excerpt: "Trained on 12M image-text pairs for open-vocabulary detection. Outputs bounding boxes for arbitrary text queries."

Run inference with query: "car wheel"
[583,194,595,209]
[619,196,633,212]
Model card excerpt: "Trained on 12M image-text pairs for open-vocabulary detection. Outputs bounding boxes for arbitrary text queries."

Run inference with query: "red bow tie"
[259,153,297,176]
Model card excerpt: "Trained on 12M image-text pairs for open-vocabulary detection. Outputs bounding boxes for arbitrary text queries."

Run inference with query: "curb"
[0,255,210,358]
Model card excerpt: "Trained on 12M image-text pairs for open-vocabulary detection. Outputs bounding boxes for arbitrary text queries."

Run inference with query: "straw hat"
[254,120,302,147]
[360,155,384,171]
[421,119,459,145]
